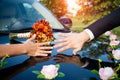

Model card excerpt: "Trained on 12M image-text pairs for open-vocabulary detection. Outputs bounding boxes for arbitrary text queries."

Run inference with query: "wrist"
[10,44,27,56]
[22,44,28,54]
[79,31,91,42]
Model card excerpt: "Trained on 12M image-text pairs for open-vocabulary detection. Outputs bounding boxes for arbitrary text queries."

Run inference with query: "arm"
[54,8,120,54]
[0,35,53,58]
[0,44,27,57]
[87,8,120,38]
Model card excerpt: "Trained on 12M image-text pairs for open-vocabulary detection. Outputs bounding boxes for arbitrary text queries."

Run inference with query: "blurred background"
[39,0,120,36]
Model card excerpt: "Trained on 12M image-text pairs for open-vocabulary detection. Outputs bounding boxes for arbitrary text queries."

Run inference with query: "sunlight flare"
[66,0,81,16]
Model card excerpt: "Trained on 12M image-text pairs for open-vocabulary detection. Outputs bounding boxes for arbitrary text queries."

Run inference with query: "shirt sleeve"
[84,29,94,41]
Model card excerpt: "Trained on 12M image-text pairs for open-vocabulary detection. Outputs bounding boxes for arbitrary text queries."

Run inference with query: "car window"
[0,1,45,33]
[0,0,65,34]
[0,2,17,32]
[21,3,45,22]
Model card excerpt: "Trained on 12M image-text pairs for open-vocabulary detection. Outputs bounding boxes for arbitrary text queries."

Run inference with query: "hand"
[53,54,85,67]
[54,31,90,55]
[24,34,53,56]
[25,56,51,66]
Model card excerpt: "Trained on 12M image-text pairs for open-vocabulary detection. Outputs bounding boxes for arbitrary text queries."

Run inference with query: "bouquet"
[9,20,53,43]
[30,20,53,43]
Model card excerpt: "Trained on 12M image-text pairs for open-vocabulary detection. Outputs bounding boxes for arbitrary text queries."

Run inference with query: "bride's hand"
[24,34,53,56]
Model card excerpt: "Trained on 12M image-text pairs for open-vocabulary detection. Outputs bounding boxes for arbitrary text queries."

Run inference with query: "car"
[0,0,72,44]
[0,0,114,80]
[59,16,72,29]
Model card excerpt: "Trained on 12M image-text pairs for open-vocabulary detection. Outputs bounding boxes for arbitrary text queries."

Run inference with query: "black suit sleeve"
[87,8,120,38]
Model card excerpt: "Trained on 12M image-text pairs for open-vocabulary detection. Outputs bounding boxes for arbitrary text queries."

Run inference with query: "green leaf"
[3,62,8,65]
[58,72,65,77]
[55,64,60,68]
[0,62,8,69]
[0,64,3,69]
[110,78,120,80]
[37,73,45,79]
[91,70,99,75]
[32,70,40,75]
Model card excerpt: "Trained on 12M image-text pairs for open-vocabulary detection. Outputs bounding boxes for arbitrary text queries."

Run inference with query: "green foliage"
[40,0,120,25]
[58,72,65,77]
[0,62,8,69]
[32,64,65,79]
[91,31,120,79]
[32,71,45,79]
[55,64,60,68]
[91,69,99,75]
[32,70,40,75]
[111,78,120,80]
[40,0,67,18]
[37,73,45,79]
[0,54,9,69]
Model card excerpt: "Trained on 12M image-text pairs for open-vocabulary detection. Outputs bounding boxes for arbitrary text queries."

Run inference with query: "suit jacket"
[87,8,120,38]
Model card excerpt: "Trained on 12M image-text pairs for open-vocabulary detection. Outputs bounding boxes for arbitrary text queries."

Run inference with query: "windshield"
[0,1,45,33]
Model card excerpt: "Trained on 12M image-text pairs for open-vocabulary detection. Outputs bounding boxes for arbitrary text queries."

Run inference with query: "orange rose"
[31,20,53,43]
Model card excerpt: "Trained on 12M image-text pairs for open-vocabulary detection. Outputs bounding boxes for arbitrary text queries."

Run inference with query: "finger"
[54,41,68,48]
[58,33,70,37]
[54,54,65,58]
[54,38,67,43]
[38,42,51,46]
[73,48,81,55]
[29,34,36,41]
[54,59,63,63]
[38,50,52,54]
[39,46,53,50]
[35,52,48,56]
[57,45,70,52]
[54,57,62,60]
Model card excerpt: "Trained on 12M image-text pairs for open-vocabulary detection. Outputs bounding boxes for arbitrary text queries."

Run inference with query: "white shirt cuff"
[84,29,94,41]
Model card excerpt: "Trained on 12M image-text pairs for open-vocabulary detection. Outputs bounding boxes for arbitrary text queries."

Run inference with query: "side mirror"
[59,16,72,30]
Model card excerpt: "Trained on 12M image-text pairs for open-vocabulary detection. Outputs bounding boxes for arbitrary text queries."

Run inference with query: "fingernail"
[73,53,76,55]
[51,47,53,49]
[53,45,56,48]
[57,50,60,52]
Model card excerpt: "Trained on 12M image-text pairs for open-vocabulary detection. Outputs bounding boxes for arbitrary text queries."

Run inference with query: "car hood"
[0,35,10,44]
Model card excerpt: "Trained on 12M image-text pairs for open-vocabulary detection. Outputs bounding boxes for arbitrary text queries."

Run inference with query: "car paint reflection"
[0,53,118,80]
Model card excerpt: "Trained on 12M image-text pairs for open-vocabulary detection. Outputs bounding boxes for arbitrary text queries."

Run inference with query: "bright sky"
[66,0,81,16]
